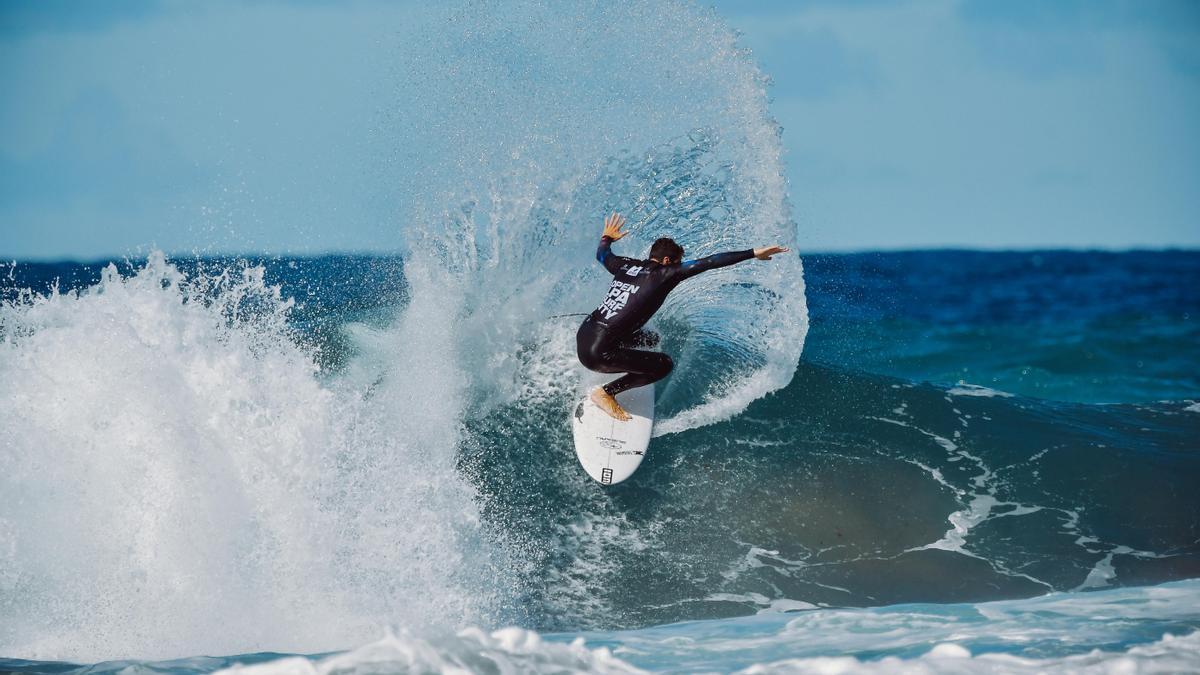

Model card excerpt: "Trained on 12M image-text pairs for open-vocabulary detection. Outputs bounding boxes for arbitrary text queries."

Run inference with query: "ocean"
[0,249,1196,673]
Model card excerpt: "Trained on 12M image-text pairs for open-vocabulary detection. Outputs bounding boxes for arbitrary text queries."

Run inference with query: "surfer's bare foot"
[591,387,631,421]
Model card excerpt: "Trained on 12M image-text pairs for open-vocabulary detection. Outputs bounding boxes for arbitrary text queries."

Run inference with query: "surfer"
[578,212,789,420]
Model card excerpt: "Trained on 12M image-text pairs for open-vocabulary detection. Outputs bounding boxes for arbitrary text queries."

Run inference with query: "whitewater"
[1,1,1198,673]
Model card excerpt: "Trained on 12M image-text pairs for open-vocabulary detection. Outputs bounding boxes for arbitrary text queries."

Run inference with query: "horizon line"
[3,244,1199,266]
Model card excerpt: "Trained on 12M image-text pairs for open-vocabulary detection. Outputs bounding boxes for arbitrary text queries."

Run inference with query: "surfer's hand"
[754,245,789,260]
[602,212,628,241]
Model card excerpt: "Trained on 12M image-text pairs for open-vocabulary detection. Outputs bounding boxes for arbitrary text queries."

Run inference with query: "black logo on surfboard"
[601,468,613,484]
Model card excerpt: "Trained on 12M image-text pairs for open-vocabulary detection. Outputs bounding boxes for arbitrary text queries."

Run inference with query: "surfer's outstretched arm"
[673,245,789,281]
[596,212,639,275]
[676,249,754,279]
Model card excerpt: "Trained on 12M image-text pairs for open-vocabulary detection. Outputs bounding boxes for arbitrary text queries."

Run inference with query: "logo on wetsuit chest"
[597,279,640,320]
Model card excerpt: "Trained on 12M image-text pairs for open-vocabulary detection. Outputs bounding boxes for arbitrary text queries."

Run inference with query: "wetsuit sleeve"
[596,236,639,275]
[673,249,756,281]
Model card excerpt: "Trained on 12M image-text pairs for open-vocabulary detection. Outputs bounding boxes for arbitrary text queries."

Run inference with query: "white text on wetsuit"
[598,280,639,320]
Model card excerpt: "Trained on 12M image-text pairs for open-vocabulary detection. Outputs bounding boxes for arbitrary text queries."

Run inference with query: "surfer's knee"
[576,335,602,371]
[577,345,597,370]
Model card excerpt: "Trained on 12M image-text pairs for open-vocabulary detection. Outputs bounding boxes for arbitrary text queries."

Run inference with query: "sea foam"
[0,253,502,660]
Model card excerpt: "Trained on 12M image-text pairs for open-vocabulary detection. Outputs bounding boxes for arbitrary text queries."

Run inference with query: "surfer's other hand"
[603,212,628,241]
[754,245,789,260]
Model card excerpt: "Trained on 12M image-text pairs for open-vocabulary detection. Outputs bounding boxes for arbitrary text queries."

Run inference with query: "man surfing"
[578,212,789,420]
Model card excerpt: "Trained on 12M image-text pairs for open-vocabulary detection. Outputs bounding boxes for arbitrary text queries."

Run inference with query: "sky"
[0,0,1198,259]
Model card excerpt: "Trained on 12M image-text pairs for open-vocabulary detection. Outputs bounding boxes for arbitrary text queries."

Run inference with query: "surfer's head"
[649,238,684,265]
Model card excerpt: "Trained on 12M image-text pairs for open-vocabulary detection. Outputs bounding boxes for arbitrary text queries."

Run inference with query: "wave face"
[464,352,1200,631]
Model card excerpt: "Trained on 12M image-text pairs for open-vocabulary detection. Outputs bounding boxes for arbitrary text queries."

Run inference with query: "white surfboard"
[571,385,654,485]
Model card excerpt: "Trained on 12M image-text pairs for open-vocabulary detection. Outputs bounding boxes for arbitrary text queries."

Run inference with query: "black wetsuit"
[577,236,755,395]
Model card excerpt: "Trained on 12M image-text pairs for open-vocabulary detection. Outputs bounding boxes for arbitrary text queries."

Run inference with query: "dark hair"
[649,237,684,263]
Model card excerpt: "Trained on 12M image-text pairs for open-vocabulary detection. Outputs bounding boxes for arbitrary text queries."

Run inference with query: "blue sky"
[1,0,1197,259]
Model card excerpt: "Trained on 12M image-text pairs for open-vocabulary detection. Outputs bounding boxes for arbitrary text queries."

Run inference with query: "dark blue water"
[803,249,1200,403]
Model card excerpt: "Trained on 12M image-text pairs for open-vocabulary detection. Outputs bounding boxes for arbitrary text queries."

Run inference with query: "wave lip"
[391,2,807,437]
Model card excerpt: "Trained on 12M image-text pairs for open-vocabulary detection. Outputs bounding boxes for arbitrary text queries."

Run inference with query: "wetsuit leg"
[599,348,673,396]
[577,319,673,396]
